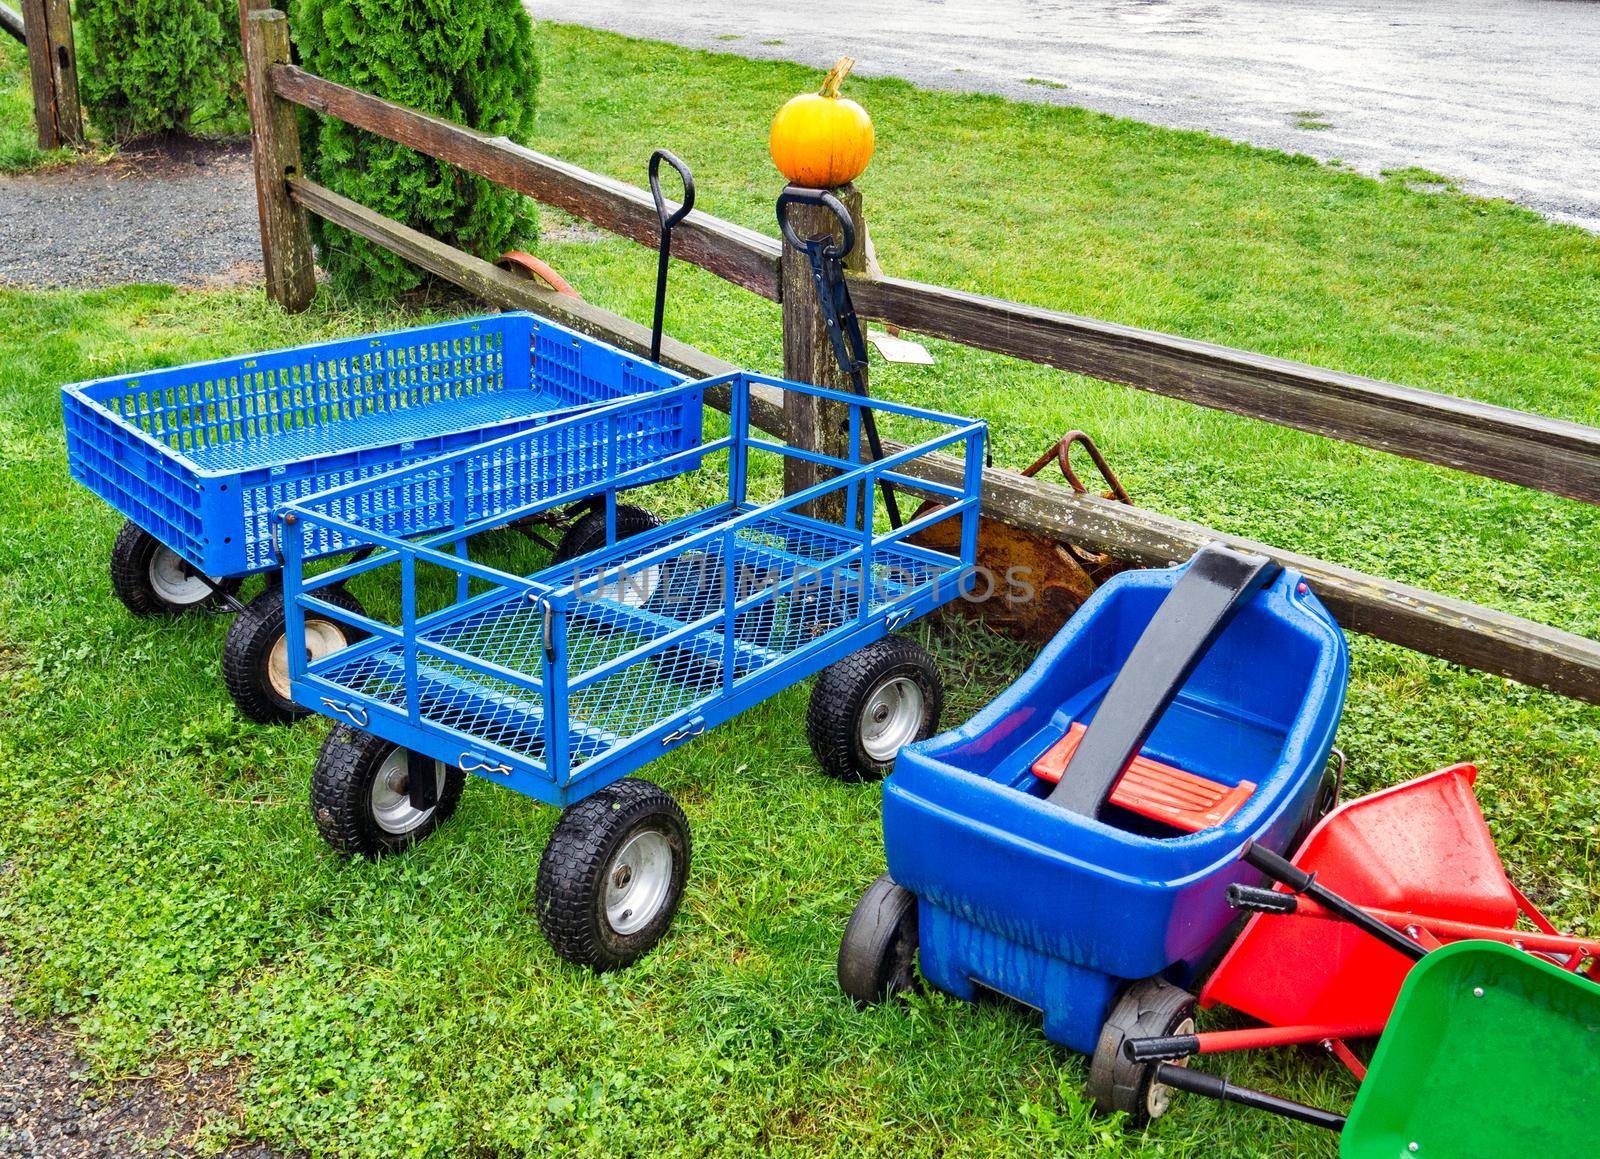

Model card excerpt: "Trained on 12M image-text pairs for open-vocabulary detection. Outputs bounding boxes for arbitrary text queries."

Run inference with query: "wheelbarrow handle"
[649,149,695,231]
[1239,840,1428,963]
[1226,883,1299,915]
[776,186,855,262]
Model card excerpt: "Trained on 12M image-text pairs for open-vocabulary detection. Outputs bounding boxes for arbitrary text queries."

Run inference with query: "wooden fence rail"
[244,9,1600,706]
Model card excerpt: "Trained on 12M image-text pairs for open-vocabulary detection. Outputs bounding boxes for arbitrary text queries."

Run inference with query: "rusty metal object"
[910,431,1132,641]
[495,251,582,299]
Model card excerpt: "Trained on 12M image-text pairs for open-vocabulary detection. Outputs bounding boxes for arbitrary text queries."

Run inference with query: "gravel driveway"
[0,139,260,290]
[532,0,1600,231]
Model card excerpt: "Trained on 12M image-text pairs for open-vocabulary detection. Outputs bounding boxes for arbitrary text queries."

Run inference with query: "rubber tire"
[806,636,943,781]
[310,725,466,858]
[1086,977,1198,1126]
[553,503,660,564]
[109,520,240,616]
[1288,756,1342,854]
[223,586,366,725]
[535,778,690,971]
[837,873,921,1006]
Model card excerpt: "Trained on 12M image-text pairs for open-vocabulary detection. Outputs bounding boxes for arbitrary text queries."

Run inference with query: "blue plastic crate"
[62,313,686,577]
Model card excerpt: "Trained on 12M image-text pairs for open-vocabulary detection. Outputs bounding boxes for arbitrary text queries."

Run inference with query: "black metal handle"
[649,149,695,231]
[776,185,855,262]
[1123,1034,1201,1063]
[1226,883,1300,915]
[1239,840,1428,962]
[1152,1064,1347,1132]
[1240,840,1316,894]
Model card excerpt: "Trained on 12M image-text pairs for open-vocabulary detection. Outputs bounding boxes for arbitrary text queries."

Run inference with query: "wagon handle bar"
[1225,883,1299,915]
[648,149,695,364]
[776,187,855,262]
[1240,841,1429,962]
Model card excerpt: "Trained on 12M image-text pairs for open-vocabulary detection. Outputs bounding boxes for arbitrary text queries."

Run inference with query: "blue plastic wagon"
[62,312,688,723]
[277,372,987,969]
[838,545,1349,1123]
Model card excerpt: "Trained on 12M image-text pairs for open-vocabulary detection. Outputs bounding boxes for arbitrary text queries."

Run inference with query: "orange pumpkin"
[769,56,875,187]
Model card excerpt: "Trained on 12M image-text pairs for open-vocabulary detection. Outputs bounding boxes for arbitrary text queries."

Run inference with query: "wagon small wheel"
[495,251,582,299]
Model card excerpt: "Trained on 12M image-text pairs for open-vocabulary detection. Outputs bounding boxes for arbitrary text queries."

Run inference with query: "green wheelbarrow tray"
[1341,939,1600,1158]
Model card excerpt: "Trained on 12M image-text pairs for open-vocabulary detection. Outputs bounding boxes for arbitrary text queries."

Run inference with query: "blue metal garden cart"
[277,371,987,969]
[62,312,690,723]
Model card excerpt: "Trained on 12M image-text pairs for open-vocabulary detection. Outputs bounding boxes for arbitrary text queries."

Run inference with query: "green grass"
[2,21,1599,1157]
[0,36,75,173]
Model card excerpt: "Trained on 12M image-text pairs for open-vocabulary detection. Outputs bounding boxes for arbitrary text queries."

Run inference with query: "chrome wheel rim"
[267,617,349,701]
[860,676,925,763]
[369,748,444,836]
[1146,1015,1196,1120]
[604,829,673,936]
[148,546,214,606]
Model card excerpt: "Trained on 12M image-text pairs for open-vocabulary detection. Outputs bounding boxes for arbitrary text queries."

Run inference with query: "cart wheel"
[807,636,943,781]
[1086,978,1197,1126]
[837,872,921,1006]
[109,520,240,616]
[1288,749,1344,854]
[536,778,690,971]
[310,725,466,857]
[223,586,366,725]
[553,504,660,564]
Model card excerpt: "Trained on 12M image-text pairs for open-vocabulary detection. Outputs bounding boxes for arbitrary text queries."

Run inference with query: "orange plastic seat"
[1030,722,1256,833]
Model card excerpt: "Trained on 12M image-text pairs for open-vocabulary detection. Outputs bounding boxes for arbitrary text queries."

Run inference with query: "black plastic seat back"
[1045,543,1281,817]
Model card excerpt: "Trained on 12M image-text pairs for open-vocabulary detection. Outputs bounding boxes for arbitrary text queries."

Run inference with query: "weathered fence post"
[780,181,867,516]
[17,0,81,149]
[242,2,316,311]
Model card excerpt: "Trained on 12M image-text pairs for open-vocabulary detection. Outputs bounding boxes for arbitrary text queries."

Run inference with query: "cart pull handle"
[1226,883,1300,915]
[1240,840,1429,962]
[320,697,369,727]
[648,149,695,364]
[774,185,901,529]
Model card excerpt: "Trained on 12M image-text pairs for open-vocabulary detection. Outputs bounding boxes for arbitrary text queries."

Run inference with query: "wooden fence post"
[242,3,315,311]
[780,181,867,516]
[18,0,81,149]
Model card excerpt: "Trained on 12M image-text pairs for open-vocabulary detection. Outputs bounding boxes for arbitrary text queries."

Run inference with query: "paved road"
[532,0,1600,230]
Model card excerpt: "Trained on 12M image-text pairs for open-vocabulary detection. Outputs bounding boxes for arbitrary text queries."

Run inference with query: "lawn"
[2,20,1599,1158]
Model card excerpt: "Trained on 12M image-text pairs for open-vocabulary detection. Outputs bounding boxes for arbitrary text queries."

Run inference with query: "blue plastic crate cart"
[279,372,987,969]
[61,312,693,722]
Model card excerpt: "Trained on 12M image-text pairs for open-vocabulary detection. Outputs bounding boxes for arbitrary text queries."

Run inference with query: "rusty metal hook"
[1021,430,1131,504]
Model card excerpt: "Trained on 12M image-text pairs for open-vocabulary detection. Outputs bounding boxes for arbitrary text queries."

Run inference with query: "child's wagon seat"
[1031,543,1278,832]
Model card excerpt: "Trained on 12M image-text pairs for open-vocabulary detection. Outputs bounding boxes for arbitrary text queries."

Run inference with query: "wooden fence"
[3,0,81,150]
[239,1,1600,706]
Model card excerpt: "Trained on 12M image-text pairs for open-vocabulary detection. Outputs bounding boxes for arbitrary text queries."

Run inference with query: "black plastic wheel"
[553,503,660,564]
[109,520,240,616]
[806,636,943,781]
[223,586,366,725]
[1288,749,1344,854]
[837,872,921,1006]
[1086,977,1198,1126]
[535,778,690,971]
[310,725,466,858]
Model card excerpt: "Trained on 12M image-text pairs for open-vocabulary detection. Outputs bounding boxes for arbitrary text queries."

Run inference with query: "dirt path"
[0,138,261,290]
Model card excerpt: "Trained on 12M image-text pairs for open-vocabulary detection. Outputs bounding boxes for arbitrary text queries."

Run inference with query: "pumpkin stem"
[819,56,855,99]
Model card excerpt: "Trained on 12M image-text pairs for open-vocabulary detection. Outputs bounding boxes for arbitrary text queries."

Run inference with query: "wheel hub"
[267,616,350,700]
[1146,1015,1196,1119]
[147,546,216,607]
[604,829,672,936]
[368,749,442,836]
[859,675,925,763]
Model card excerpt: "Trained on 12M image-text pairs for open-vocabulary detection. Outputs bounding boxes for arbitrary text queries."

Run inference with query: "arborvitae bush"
[77,0,241,137]
[290,0,540,296]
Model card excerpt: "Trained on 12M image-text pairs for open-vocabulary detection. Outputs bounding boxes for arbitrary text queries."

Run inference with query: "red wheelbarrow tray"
[1201,762,1594,1042]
